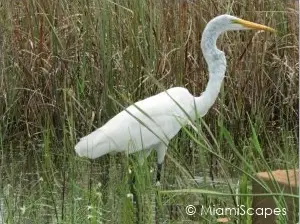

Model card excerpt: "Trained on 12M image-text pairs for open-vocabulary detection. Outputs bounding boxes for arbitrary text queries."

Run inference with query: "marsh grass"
[0,0,298,223]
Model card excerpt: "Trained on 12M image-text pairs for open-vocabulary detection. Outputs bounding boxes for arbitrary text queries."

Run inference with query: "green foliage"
[0,0,298,223]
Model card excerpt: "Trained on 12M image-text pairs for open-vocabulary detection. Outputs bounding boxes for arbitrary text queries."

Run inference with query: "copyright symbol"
[186,205,196,215]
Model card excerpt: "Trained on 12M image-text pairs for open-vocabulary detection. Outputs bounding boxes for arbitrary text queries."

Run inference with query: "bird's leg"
[155,143,167,185]
[156,163,163,183]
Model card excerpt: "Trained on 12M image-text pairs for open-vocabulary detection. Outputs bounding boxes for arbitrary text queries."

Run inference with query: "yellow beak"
[232,18,276,32]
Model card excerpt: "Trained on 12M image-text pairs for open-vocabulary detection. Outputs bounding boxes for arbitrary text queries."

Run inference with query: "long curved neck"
[195,23,227,117]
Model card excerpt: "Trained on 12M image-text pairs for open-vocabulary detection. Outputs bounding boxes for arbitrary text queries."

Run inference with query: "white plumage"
[75,87,199,161]
[75,14,275,182]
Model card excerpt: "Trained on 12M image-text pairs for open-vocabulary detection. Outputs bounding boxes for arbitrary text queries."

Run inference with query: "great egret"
[75,14,275,183]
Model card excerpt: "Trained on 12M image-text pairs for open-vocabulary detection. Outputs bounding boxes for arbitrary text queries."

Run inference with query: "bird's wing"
[75,87,195,158]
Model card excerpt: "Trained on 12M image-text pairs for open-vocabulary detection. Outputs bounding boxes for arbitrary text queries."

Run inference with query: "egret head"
[201,15,275,79]
[207,14,276,33]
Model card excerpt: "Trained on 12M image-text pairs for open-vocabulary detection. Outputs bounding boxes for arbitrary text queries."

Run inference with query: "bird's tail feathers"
[75,130,113,159]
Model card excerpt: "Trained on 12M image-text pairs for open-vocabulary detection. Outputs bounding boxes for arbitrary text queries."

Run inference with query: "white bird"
[75,14,275,183]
